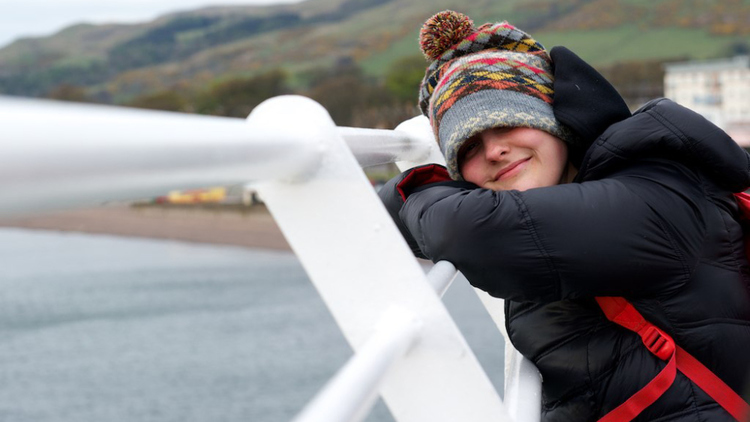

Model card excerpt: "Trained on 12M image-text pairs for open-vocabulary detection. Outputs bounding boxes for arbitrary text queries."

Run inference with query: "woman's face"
[458,127,570,191]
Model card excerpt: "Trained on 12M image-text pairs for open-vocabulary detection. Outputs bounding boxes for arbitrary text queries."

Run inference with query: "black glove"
[550,46,632,165]
[378,164,452,259]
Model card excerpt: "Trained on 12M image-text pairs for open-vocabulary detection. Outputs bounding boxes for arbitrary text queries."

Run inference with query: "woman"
[379,10,750,421]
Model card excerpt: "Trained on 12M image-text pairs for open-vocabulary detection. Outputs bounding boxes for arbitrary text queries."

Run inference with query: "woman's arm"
[400,160,706,302]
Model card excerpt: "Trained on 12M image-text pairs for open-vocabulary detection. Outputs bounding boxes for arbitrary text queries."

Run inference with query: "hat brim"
[438,89,574,180]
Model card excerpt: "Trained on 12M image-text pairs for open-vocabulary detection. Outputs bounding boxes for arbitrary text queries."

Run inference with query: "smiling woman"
[457,127,573,192]
[378,9,750,422]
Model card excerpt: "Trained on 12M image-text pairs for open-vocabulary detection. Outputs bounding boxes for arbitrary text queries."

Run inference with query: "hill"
[0,0,748,124]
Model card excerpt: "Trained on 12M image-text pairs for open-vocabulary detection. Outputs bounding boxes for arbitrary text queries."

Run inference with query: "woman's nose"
[482,134,509,161]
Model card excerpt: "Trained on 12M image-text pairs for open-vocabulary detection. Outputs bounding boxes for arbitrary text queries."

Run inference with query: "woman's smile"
[459,127,570,191]
[494,157,531,181]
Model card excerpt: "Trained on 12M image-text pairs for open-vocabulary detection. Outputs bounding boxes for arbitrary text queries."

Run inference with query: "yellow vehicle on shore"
[155,187,227,204]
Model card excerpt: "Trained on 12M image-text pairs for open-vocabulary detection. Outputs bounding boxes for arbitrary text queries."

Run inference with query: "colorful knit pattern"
[438,99,574,179]
[429,53,554,130]
[419,21,550,115]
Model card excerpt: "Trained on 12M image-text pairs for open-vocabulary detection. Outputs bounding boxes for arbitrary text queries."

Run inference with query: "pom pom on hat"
[419,10,475,60]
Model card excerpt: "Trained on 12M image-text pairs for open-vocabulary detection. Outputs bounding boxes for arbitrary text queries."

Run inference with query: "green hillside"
[0,0,747,125]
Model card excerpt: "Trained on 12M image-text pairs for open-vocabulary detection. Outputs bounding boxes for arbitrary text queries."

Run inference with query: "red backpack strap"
[595,297,677,422]
[733,191,750,217]
[734,192,750,261]
[595,297,750,422]
[676,348,750,422]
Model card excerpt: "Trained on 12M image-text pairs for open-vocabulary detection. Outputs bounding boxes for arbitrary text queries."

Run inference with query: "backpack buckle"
[641,325,675,361]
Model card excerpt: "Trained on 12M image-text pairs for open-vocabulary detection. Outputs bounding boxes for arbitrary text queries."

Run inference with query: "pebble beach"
[0,203,291,251]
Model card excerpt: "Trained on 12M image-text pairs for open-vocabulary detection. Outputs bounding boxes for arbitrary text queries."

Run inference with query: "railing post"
[474,290,543,422]
[248,95,510,422]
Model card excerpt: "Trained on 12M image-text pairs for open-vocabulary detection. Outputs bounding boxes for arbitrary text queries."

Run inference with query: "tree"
[195,69,289,117]
[46,84,92,103]
[305,62,395,126]
[128,90,188,112]
[384,55,427,103]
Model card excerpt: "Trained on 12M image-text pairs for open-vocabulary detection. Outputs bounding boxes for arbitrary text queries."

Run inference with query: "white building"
[664,55,750,146]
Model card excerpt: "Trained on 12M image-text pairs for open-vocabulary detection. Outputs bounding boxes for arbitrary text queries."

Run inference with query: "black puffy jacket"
[400,99,750,421]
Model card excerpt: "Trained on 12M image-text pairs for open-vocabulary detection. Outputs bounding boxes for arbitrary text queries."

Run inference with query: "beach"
[0,203,291,251]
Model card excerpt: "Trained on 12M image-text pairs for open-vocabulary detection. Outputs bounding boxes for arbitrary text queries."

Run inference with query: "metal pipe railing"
[0,96,437,217]
[0,96,311,215]
[338,126,432,168]
[291,261,456,422]
[426,260,459,297]
[292,307,421,422]
[0,94,541,422]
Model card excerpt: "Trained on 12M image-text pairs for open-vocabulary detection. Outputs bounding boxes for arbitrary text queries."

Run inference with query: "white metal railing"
[293,261,457,422]
[0,94,541,422]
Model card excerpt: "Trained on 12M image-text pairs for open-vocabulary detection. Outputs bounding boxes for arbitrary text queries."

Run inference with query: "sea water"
[0,228,504,422]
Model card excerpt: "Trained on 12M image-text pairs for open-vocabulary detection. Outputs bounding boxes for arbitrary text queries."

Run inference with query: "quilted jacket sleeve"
[399,160,707,303]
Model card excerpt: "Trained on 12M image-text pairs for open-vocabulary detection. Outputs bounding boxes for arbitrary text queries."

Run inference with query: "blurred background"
[1,0,748,135]
[0,1,748,421]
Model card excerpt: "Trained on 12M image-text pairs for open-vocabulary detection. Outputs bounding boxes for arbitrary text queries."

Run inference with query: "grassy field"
[2,0,748,102]
[536,26,748,66]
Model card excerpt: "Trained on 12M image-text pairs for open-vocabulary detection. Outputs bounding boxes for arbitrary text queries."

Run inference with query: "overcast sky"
[0,0,304,48]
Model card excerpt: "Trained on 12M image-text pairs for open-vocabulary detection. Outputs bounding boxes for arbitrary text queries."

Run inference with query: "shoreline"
[0,203,291,251]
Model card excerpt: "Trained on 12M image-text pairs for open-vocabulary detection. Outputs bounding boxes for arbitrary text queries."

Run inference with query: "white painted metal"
[337,126,432,168]
[0,96,321,216]
[249,96,510,422]
[475,290,542,422]
[0,97,432,217]
[291,262,459,422]
[504,348,544,422]
[426,261,458,297]
[392,115,446,171]
[292,307,421,422]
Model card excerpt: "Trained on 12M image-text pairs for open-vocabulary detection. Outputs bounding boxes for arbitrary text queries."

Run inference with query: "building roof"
[665,55,750,74]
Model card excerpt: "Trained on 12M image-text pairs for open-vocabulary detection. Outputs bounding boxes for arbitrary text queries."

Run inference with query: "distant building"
[664,55,750,146]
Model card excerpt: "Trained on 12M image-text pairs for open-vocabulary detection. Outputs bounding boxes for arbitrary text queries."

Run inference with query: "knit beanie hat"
[418,11,579,180]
